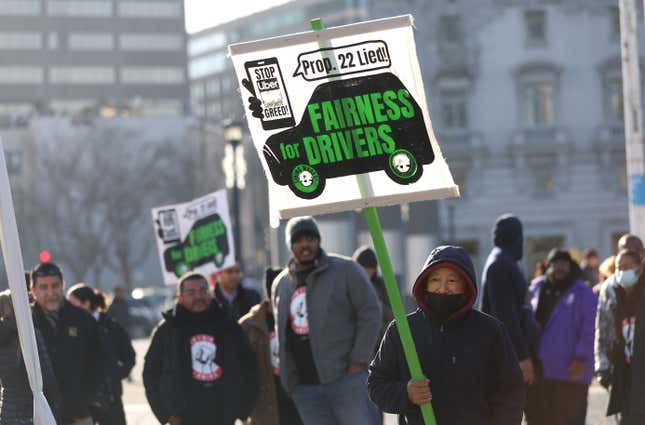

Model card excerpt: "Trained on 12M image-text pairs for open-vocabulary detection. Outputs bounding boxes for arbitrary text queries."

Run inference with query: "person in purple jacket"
[528,249,597,425]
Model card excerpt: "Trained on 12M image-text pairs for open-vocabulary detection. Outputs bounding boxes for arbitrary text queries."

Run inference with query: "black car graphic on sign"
[262,72,435,199]
[163,215,229,278]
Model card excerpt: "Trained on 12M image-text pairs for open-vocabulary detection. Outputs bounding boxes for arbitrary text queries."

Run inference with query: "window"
[119,33,183,51]
[0,103,33,116]
[140,99,184,116]
[191,83,205,101]
[440,15,462,44]
[68,33,114,50]
[524,82,554,126]
[51,99,94,113]
[0,32,42,49]
[207,102,222,119]
[525,10,546,44]
[48,1,112,17]
[189,32,226,56]
[49,67,115,84]
[189,52,227,79]
[532,165,554,196]
[0,67,44,84]
[48,32,59,49]
[526,236,565,277]
[0,1,40,15]
[118,1,181,18]
[205,79,220,97]
[440,89,468,130]
[121,67,185,84]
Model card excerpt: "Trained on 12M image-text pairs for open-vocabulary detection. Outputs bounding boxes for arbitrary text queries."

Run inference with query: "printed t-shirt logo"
[190,334,222,381]
[269,331,280,375]
[290,286,309,335]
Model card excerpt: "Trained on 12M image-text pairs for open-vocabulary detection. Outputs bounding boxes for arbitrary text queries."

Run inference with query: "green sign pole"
[309,18,437,425]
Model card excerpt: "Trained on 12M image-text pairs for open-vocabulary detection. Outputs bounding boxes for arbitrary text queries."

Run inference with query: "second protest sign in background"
[152,189,235,285]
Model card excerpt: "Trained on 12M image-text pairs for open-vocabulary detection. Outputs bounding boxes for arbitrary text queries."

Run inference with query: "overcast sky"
[184,0,292,33]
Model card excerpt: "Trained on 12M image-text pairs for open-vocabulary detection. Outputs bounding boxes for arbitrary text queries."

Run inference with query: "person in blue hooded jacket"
[480,214,539,391]
[368,245,525,425]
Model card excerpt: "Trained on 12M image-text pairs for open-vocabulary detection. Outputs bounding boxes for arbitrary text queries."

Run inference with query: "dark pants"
[526,378,588,425]
[92,399,126,425]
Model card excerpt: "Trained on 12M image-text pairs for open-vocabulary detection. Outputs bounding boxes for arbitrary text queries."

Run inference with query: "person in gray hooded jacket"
[272,216,382,425]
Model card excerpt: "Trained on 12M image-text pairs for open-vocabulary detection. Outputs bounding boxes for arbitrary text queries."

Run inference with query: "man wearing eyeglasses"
[143,272,258,425]
[214,263,261,320]
[29,262,100,425]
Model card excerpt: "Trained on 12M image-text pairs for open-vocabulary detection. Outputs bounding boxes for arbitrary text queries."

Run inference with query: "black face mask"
[422,292,467,322]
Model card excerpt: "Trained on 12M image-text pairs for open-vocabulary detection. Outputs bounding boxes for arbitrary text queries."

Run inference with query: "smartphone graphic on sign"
[245,58,296,130]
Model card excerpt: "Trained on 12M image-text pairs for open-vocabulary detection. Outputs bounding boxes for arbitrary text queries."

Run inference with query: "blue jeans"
[291,371,373,425]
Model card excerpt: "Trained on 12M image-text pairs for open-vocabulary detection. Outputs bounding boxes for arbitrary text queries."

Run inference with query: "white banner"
[229,15,458,225]
[152,189,235,285]
[0,139,56,425]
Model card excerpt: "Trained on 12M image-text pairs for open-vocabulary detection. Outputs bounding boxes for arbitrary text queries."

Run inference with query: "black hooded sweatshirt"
[143,301,258,425]
[368,245,525,425]
[481,215,536,361]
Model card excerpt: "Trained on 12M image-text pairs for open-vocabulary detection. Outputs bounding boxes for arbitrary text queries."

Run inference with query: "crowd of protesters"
[1,214,644,424]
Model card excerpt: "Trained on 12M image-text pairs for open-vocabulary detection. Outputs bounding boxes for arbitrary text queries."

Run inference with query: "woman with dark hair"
[0,290,60,424]
[604,250,645,424]
[67,284,135,425]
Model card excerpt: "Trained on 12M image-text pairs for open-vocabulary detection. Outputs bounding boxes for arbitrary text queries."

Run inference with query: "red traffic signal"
[39,250,51,263]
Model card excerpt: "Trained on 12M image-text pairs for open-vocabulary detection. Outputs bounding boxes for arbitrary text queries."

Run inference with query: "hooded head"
[412,246,477,323]
[545,248,581,286]
[353,245,378,279]
[353,246,377,268]
[286,216,321,265]
[493,214,524,260]
[285,216,320,246]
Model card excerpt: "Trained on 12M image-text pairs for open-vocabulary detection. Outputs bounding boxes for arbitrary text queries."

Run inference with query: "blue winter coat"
[368,245,525,425]
[529,277,598,384]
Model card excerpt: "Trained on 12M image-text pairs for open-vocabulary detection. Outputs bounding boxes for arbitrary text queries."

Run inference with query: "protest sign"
[152,190,235,285]
[229,15,458,223]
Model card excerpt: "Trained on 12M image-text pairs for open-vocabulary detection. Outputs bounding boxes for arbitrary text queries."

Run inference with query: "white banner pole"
[0,138,56,424]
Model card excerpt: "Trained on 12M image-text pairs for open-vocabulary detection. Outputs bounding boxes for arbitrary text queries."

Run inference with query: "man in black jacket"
[143,272,258,425]
[30,262,100,425]
[368,245,525,425]
[214,263,261,320]
[481,214,537,388]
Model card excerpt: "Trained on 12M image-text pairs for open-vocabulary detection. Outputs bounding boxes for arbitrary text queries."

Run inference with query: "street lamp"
[224,120,243,265]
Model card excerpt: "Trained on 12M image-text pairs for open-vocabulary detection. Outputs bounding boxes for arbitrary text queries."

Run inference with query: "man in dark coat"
[368,245,525,425]
[214,263,262,320]
[143,272,258,425]
[480,214,537,389]
[238,267,303,425]
[352,245,394,344]
[106,286,131,331]
[30,262,100,425]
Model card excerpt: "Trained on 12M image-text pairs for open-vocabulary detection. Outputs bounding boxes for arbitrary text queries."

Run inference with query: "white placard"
[229,15,459,225]
[152,189,235,285]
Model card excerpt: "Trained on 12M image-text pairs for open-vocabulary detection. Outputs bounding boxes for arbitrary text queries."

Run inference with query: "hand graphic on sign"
[241,78,264,119]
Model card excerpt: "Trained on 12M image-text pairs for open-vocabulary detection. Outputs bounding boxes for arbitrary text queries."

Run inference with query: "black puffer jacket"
[368,245,525,425]
[143,301,258,425]
[0,319,61,424]
[32,301,99,424]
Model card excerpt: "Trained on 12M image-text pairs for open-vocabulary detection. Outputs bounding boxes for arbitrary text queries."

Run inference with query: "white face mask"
[616,269,639,288]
